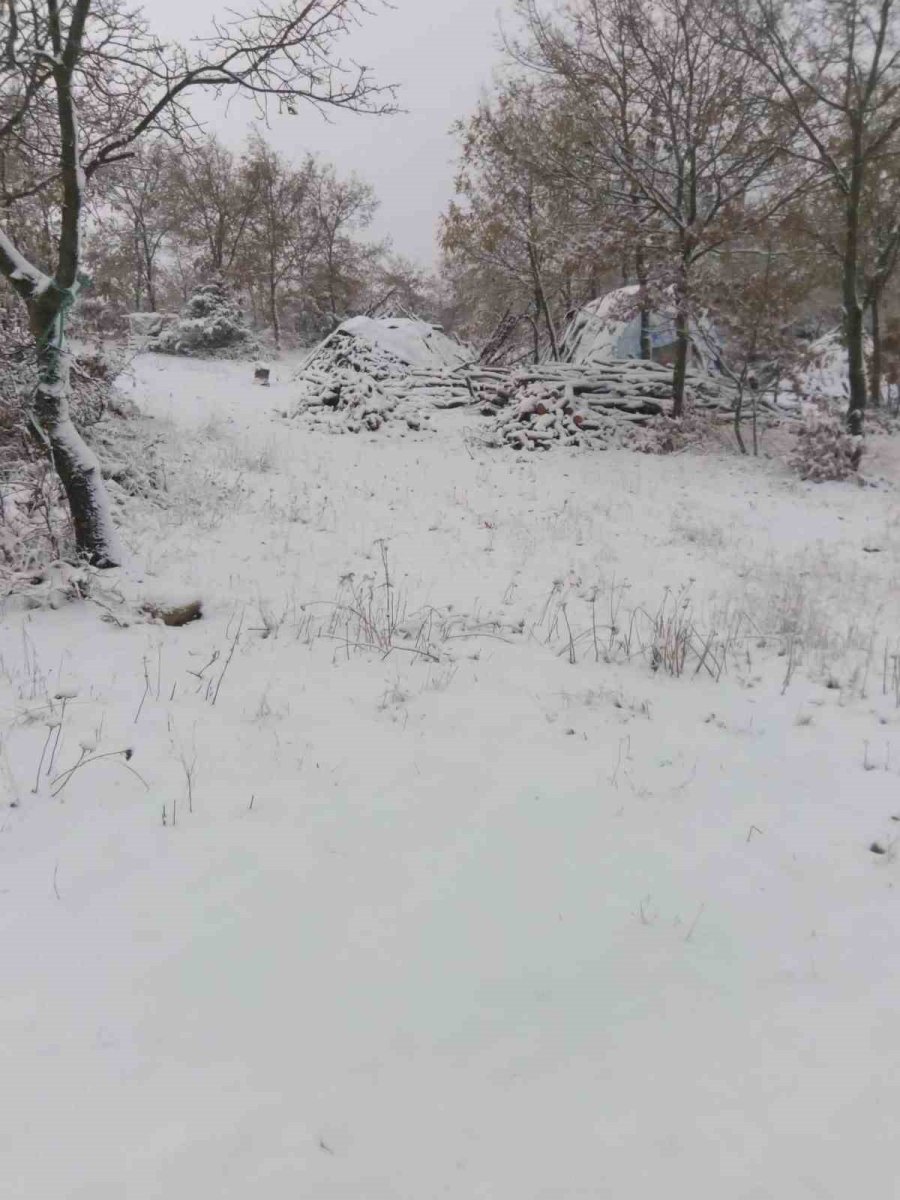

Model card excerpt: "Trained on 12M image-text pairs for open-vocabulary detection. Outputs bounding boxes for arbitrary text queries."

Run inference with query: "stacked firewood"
[292,327,473,431]
[293,341,744,444]
[468,361,736,450]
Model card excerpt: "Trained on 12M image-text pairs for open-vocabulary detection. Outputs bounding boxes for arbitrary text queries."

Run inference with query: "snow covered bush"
[128,311,178,344]
[790,405,864,481]
[630,410,713,455]
[150,281,258,358]
[0,313,33,475]
[0,319,143,601]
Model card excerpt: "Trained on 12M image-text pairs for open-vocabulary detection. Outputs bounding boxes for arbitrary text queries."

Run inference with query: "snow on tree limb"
[0,226,51,299]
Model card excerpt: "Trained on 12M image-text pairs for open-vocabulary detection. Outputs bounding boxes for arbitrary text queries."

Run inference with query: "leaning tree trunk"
[11,0,122,567]
[28,289,122,567]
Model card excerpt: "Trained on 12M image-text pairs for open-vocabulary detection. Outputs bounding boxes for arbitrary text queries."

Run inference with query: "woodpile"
[295,365,473,433]
[469,360,736,450]
[292,318,473,432]
[292,327,753,447]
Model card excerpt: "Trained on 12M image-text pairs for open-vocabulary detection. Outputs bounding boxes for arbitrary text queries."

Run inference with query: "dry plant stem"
[562,604,577,665]
[33,725,54,792]
[134,656,151,723]
[781,638,797,696]
[211,614,244,706]
[443,632,513,645]
[684,903,707,943]
[378,540,396,640]
[51,749,149,798]
[46,696,68,775]
[179,750,197,814]
[319,634,439,663]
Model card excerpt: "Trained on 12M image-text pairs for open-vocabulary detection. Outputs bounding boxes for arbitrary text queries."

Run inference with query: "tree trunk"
[671,267,690,419]
[528,311,540,363]
[636,247,652,360]
[145,254,157,312]
[269,278,281,350]
[16,0,122,567]
[751,379,759,457]
[870,287,882,408]
[527,241,559,361]
[844,154,868,435]
[638,293,652,361]
[733,383,747,455]
[28,293,122,567]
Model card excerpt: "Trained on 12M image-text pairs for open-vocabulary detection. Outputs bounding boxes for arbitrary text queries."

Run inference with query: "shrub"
[790,405,864,481]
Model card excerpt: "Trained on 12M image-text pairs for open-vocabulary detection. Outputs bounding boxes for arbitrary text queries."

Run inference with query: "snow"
[302,315,472,373]
[3,351,900,1197]
[0,226,52,296]
[787,328,861,406]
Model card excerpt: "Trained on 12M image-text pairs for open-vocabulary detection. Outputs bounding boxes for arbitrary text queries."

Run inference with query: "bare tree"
[703,232,814,453]
[239,135,320,348]
[787,150,900,407]
[734,0,900,433]
[0,0,393,565]
[91,140,175,311]
[516,0,792,415]
[310,164,379,329]
[167,136,261,283]
[441,82,601,362]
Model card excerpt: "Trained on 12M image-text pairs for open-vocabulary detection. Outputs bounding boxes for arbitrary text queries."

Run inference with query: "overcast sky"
[155,0,517,268]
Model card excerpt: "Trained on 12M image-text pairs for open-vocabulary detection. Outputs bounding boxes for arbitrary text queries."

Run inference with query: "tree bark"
[528,310,540,363]
[269,277,281,350]
[733,383,747,455]
[638,305,653,360]
[527,240,559,361]
[751,380,759,457]
[869,287,882,408]
[637,254,652,361]
[671,263,690,419]
[844,150,868,435]
[28,291,122,566]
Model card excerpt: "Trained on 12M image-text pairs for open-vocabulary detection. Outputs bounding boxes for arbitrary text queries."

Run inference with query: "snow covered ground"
[4,352,900,1198]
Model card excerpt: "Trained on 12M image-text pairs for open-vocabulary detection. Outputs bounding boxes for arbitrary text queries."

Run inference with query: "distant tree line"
[69,131,440,349]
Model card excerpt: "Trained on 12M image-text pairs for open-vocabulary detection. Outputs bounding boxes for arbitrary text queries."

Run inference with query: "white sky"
[150,0,517,268]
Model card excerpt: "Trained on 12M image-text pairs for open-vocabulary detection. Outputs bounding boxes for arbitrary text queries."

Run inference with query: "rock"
[142,599,203,627]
